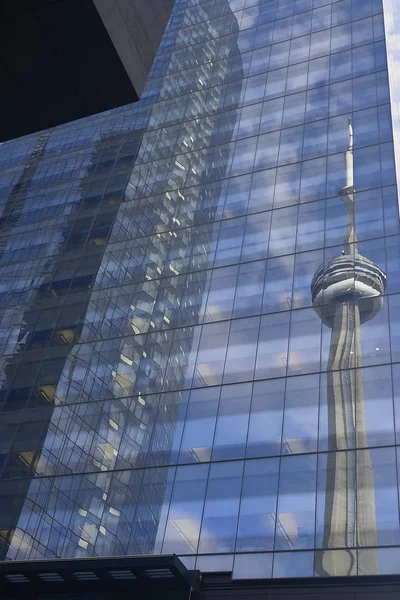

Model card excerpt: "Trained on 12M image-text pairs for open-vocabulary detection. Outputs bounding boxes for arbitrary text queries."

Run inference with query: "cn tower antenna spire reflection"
[311,119,386,576]
[340,117,358,250]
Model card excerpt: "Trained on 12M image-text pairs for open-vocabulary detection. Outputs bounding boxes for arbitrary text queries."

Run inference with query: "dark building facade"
[0,0,175,141]
[1,0,400,589]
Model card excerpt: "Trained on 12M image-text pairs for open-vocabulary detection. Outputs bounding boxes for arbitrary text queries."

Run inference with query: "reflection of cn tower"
[312,119,386,576]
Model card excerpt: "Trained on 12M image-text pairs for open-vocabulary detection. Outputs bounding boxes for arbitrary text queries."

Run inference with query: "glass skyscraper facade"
[1,0,400,581]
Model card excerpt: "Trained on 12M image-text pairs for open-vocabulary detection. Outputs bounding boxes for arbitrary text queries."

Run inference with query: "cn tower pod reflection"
[312,120,386,577]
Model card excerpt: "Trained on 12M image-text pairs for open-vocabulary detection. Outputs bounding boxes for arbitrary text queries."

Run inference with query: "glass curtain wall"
[1,0,400,580]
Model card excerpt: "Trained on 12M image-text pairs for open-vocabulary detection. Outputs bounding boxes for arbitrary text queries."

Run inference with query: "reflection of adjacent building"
[312,121,386,576]
[0,129,61,558]
[4,0,244,561]
[0,125,145,559]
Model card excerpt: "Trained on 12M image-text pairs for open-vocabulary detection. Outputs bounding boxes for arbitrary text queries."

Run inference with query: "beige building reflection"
[312,119,386,576]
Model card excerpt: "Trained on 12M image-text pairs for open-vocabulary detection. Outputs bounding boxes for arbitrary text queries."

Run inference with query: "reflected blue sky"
[2,0,400,576]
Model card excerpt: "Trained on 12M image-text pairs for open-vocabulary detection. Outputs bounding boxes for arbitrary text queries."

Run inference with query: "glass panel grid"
[0,0,399,581]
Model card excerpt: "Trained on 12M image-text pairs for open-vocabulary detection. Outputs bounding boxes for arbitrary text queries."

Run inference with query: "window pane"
[198,461,243,553]
[276,454,317,550]
[359,547,400,576]
[224,317,259,384]
[357,365,394,448]
[288,307,321,375]
[162,464,208,555]
[255,312,290,379]
[316,451,357,557]
[204,266,238,323]
[358,447,400,546]
[233,552,273,579]
[282,374,319,454]
[233,261,266,318]
[212,383,252,461]
[196,554,234,573]
[179,388,220,464]
[273,551,314,577]
[262,255,294,314]
[193,321,230,387]
[236,458,279,551]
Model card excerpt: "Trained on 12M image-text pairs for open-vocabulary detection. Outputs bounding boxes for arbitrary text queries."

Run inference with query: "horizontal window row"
[1,149,396,278]
[159,0,382,56]
[2,225,400,358]
[82,237,400,342]
[2,362,400,481]
[0,170,397,312]
[167,0,361,35]
[186,547,400,578]
[40,111,146,167]
[0,159,108,206]
[3,292,400,410]
[0,135,46,170]
[172,0,349,14]
[0,119,138,198]
[0,148,124,201]
[0,192,128,269]
[0,174,129,232]
[15,160,129,203]
[98,187,397,290]
[3,448,400,562]
[0,248,102,309]
[137,93,391,169]
[127,130,393,203]
[2,235,400,357]
[114,173,396,245]
[0,108,138,172]
[0,194,116,242]
[151,14,384,103]
[108,71,391,168]
[2,230,395,354]
[158,5,379,83]
[0,178,396,311]
[148,44,387,134]
[0,209,117,268]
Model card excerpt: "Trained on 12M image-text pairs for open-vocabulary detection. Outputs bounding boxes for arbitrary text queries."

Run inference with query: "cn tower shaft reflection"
[312,120,386,576]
